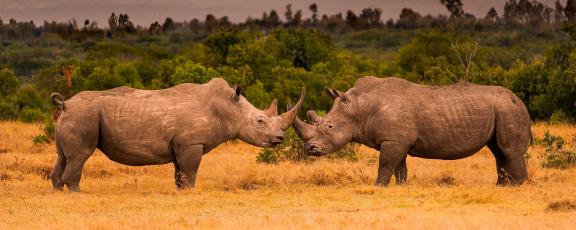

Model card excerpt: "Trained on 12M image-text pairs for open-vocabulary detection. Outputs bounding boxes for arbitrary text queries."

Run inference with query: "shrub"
[256,148,278,164]
[256,128,306,164]
[328,143,360,161]
[256,128,360,163]
[0,100,18,120]
[549,110,571,124]
[169,61,219,85]
[33,121,56,145]
[538,130,576,169]
[0,68,20,97]
[17,107,46,123]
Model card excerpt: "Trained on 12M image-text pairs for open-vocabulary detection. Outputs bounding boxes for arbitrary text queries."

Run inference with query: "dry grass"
[1,121,575,229]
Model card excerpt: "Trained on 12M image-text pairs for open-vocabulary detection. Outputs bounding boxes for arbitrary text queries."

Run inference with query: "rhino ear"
[325,88,338,100]
[325,88,348,102]
[233,85,243,102]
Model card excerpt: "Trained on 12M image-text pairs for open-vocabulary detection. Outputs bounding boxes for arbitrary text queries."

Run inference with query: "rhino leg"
[61,147,95,192]
[492,110,530,185]
[174,145,203,189]
[394,156,408,185]
[376,141,409,186]
[487,139,510,186]
[173,162,185,189]
[50,144,66,191]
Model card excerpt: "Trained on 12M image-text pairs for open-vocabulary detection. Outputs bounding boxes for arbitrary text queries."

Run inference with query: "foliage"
[537,130,576,169]
[0,68,20,97]
[256,148,278,164]
[0,2,575,124]
[17,107,46,123]
[33,121,56,145]
[327,143,360,161]
[0,100,18,120]
[256,127,360,163]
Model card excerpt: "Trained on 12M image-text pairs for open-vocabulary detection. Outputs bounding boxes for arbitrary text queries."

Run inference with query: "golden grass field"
[1,121,575,229]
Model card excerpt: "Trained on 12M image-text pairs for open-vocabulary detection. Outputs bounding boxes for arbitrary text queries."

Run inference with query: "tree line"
[0,0,575,123]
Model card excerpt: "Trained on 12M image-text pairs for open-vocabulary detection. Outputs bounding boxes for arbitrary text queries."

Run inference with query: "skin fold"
[294,76,531,186]
[50,78,305,192]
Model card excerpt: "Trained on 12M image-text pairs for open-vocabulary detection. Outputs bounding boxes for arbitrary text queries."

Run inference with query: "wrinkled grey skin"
[294,76,531,186]
[50,78,305,192]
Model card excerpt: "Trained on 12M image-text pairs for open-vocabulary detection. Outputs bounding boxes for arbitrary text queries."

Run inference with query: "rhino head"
[233,86,305,147]
[292,88,356,156]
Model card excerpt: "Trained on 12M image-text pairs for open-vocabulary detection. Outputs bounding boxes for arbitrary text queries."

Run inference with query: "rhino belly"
[97,100,177,166]
[408,96,495,160]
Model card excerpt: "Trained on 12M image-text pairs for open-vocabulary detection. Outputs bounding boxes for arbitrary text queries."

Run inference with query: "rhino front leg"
[394,156,408,185]
[174,145,203,189]
[376,141,408,186]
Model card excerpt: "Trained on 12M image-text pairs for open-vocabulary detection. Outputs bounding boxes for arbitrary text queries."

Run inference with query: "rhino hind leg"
[487,139,510,186]
[174,145,203,189]
[173,162,185,189]
[60,143,96,192]
[50,145,66,190]
[376,141,409,186]
[491,114,530,185]
[394,156,408,185]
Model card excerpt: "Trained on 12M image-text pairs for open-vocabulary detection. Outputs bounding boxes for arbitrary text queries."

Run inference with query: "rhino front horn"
[293,116,314,140]
[280,87,306,130]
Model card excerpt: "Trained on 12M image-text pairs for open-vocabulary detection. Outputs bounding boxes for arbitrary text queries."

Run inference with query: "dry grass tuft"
[1,121,576,229]
[547,200,576,212]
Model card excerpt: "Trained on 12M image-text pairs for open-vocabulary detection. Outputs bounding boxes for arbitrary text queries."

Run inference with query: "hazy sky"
[0,0,559,27]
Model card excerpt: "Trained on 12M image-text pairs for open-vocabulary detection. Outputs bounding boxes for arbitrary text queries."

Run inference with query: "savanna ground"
[0,122,575,229]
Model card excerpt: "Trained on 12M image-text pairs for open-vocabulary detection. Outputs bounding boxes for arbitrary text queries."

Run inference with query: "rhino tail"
[50,93,66,120]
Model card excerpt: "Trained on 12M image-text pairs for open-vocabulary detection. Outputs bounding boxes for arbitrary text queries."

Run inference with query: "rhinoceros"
[293,76,531,186]
[50,78,305,192]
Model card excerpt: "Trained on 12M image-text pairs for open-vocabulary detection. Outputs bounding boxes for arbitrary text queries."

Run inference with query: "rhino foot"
[52,184,64,191]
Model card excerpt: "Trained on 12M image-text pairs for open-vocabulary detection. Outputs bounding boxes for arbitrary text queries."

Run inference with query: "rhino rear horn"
[265,99,278,116]
[279,87,306,130]
[306,110,321,124]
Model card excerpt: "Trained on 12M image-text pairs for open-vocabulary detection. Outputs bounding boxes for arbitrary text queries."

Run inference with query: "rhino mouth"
[267,136,284,146]
[305,144,325,156]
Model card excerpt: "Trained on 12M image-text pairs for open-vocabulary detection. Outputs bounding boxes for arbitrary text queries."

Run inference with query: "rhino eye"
[257,118,264,124]
[328,124,333,129]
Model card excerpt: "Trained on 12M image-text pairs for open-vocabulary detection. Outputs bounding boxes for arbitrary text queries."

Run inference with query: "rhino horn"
[293,116,314,140]
[306,110,321,124]
[279,87,306,130]
[265,99,278,116]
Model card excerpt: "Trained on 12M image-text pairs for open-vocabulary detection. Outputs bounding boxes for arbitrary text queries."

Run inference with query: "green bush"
[169,61,219,85]
[33,121,56,145]
[17,107,46,123]
[328,143,360,161]
[538,130,576,169]
[549,110,571,124]
[256,128,306,164]
[0,100,18,120]
[0,68,20,97]
[256,128,360,164]
[256,148,278,164]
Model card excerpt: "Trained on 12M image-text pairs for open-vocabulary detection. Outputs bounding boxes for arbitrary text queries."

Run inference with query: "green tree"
[268,28,334,70]
[169,61,219,85]
[0,68,20,97]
